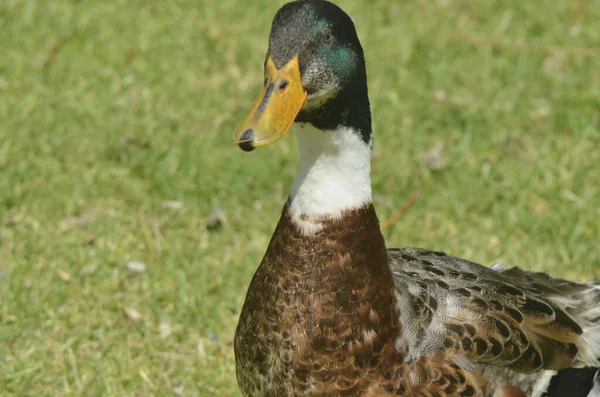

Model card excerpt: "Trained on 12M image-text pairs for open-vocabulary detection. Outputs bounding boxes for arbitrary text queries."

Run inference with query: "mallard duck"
[231,1,600,396]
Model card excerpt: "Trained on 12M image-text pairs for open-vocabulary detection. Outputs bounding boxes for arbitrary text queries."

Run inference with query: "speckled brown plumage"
[235,204,600,396]
[235,203,408,396]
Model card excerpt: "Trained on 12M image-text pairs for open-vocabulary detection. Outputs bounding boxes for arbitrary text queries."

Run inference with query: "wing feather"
[388,248,586,374]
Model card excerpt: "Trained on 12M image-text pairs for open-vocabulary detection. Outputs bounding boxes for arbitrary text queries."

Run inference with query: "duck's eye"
[322,32,334,46]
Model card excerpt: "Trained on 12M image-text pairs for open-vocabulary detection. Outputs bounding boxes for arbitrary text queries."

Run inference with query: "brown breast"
[235,203,408,395]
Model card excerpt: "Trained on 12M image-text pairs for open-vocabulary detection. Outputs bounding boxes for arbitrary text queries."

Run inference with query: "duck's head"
[233,0,371,152]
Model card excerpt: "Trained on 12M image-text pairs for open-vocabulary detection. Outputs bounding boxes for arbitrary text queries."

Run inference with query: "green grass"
[1,0,598,395]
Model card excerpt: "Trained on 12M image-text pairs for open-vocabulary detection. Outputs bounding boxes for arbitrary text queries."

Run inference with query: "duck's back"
[388,247,600,396]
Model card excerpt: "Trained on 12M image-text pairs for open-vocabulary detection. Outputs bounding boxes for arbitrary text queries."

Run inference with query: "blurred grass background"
[1,0,599,395]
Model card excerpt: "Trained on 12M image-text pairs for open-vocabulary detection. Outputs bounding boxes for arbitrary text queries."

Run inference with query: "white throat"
[288,123,372,234]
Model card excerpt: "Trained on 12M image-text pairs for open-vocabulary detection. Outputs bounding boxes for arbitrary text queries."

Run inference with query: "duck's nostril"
[239,129,255,152]
[278,80,288,91]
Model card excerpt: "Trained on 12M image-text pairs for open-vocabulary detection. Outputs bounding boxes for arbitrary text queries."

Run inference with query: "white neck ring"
[288,123,372,234]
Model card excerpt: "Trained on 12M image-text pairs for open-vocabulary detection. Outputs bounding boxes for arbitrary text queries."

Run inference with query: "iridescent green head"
[233,1,371,151]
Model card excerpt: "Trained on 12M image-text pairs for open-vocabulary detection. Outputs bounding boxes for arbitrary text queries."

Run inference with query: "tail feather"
[577,324,600,368]
[524,276,600,367]
[570,283,600,368]
[493,267,600,367]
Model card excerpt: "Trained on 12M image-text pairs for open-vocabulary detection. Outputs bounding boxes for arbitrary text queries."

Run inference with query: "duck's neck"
[288,123,373,234]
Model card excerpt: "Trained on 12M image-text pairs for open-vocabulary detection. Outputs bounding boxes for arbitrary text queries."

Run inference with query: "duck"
[231,1,600,396]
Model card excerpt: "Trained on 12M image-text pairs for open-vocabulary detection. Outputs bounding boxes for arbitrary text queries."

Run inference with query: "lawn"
[1,0,599,395]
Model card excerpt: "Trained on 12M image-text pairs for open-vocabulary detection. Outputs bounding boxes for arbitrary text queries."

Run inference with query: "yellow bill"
[233,56,307,151]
